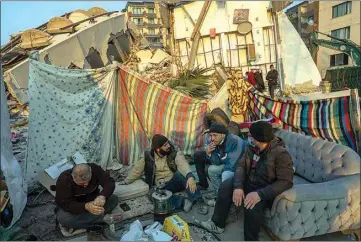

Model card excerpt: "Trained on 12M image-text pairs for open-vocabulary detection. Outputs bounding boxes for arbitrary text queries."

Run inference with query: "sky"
[1,1,127,45]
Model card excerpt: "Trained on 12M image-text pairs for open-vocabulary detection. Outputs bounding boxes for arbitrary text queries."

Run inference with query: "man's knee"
[207,165,223,177]
[193,151,207,164]
[105,195,119,213]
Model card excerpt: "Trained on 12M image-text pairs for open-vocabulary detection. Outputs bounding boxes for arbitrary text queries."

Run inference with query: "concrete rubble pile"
[6,90,29,165]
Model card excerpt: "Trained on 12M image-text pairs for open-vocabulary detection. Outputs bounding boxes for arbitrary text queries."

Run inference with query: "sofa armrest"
[271,174,360,216]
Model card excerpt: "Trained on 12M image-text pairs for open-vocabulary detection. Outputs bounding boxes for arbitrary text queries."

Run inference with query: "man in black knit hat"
[199,121,293,240]
[121,134,208,215]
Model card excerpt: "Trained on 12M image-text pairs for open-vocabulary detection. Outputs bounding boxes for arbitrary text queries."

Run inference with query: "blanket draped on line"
[26,54,120,186]
[116,67,208,165]
[248,88,356,150]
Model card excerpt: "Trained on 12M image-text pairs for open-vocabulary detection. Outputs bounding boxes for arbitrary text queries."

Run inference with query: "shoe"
[195,199,208,215]
[199,220,224,234]
[183,198,193,212]
[59,224,86,237]
[206,198,216,207]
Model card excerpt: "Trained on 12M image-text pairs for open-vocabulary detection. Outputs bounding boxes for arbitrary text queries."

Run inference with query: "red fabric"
[247,72,256,86]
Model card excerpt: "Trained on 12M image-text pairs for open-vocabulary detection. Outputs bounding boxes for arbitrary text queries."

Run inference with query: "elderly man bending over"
[55,163,118,230]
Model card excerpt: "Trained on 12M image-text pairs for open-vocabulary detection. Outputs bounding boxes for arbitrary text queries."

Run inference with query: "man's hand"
[206,142,216,155]
[186,177,197,193]
[244,192,261,209]
[93,195,106,207]
[85,201,105,215]
[232,188,244,207]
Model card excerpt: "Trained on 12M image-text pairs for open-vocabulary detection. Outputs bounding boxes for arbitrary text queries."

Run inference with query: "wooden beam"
[187,1,211,69]
[60,11,117,31]
[190,1,211,40]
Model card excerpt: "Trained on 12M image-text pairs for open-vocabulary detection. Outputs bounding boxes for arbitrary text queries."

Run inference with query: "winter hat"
[207,122,229,134]
[151,134,168,150]
[249,121,274,143]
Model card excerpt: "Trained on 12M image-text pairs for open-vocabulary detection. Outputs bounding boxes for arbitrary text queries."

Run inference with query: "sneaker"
[206,198,216,207]
[195,199,208,215]
[59,224,86,237]
[199,220,224,234]
[183,198,193,213]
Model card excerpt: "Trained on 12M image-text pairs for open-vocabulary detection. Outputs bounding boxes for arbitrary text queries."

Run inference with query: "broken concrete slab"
[149,49,170,64]
[135,50,153,63]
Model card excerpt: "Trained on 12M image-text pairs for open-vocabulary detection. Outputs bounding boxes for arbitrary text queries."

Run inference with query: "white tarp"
[25,53,121,187]
[277,11,321,87]
[1,66,27,228]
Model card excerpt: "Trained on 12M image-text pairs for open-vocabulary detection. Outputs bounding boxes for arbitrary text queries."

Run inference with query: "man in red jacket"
[55,163,118,230]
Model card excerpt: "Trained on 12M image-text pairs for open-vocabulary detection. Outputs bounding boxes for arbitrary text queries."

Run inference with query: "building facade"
[125,2,163,48]
[286,1,319,52]
[317,1,360,75]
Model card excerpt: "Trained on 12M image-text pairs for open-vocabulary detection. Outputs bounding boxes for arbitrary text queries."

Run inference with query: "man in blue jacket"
[194,122,247,205]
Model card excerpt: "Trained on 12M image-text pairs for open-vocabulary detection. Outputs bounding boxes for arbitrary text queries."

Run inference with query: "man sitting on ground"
[55,163,118,231]
[200,121,293,241]
[120,134,208,215]
[194,122,247,206]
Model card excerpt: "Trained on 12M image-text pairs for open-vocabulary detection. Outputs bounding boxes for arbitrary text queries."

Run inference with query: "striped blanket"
[116,66,208,165]
[248,88,357,150]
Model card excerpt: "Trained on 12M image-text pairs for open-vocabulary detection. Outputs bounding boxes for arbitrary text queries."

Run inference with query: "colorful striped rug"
[116,66,208,165]
[248,88,357,150]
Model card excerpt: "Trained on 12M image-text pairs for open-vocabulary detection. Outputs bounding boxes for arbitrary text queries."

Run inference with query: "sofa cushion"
[293,175,311,185]
[275,129,360,183]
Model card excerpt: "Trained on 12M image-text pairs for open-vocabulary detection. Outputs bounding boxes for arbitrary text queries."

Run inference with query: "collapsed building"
[1,2,360,241]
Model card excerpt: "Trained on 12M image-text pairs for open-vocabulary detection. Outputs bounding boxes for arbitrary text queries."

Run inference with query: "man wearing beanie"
[194,121,247,206]
[121,134,208,215]
[200,121,293,240]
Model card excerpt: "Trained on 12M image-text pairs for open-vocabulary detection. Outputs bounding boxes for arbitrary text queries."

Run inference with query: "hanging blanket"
[26,54,120,186]
[116,66,208,165]
[248,88,356,150]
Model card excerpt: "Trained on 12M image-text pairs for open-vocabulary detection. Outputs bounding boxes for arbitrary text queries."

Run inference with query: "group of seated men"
[55,115,294,241]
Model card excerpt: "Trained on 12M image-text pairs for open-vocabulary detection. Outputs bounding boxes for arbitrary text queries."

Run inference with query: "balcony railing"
[146,23,161,28]
[145,13,156,18]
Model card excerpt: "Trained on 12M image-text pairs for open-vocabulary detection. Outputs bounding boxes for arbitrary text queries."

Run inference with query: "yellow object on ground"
[163,215,191,241]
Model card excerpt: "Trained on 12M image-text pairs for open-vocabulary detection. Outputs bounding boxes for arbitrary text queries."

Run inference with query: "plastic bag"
[120,220,148,241]
[144,221,162,236]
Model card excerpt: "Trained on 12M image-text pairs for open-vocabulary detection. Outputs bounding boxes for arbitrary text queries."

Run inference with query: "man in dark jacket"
[55,163,118,230]
[121,134,208,215]
[266,65,279,98]
[254,68,265,92]
[199,121,293,240]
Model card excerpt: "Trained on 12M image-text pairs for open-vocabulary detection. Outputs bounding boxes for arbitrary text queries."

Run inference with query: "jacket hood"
[268,137,286,150]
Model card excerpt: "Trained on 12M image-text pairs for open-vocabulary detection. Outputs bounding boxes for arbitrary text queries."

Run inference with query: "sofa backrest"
[275,129,360,183]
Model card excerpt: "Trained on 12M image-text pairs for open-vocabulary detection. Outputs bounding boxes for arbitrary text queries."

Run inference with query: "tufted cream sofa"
[265,129,360,240]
